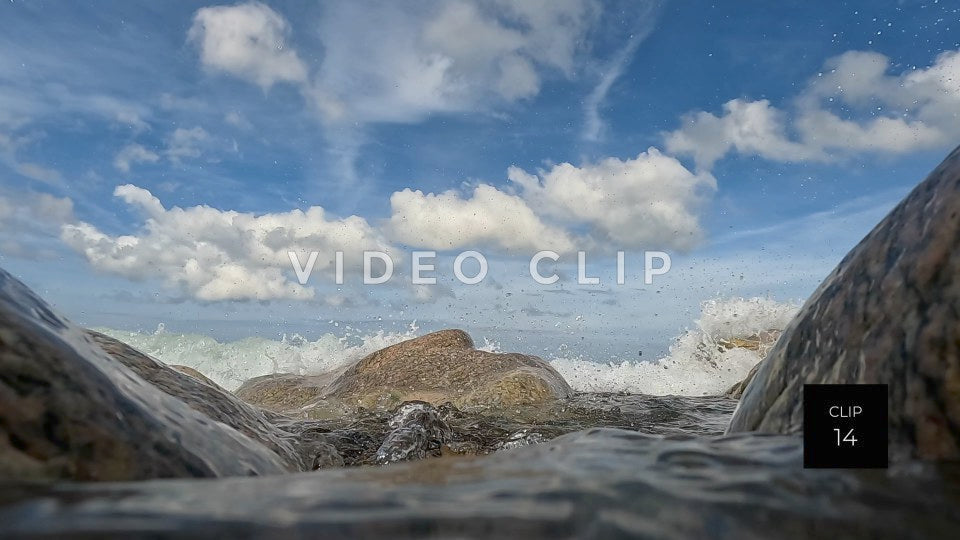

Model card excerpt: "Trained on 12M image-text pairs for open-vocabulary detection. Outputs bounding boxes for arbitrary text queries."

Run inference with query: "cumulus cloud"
[61,185,393,301]
[665,49,960,168]
[509,148,716,251]
[665,99,818,169]
[114,143,160,172]
[0,189,75,259]
[388,148,715,254]
[388,184,576,253]
[188,1,308,89]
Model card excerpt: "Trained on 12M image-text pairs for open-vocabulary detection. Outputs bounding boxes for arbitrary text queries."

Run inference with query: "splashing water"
[550,297,799,395]
[94,321,421,391]
[95,297,798,396]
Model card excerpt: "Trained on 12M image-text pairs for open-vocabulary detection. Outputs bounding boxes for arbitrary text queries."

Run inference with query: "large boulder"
[236,329,574,411]
[0,268,289,481]
[86,330,339,471]
[728,146,960,461]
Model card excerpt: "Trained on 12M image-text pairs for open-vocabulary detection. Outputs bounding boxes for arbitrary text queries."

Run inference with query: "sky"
[0,0,958,359]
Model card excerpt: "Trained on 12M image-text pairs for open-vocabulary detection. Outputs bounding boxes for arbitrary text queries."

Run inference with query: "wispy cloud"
[582,1,661,141]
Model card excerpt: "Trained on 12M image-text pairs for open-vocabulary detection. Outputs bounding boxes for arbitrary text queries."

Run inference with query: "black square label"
[803,384,888,468]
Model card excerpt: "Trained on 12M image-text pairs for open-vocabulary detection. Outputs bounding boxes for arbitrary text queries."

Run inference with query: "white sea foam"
[95,297,799,396]
[94,322,421,391]
[550,297,799,395]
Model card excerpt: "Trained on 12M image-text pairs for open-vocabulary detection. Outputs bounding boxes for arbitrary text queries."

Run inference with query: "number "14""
[834,428,857,446]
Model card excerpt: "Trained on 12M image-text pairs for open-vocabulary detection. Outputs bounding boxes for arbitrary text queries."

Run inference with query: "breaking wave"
[549,297,799,395]
[95,297,799,396]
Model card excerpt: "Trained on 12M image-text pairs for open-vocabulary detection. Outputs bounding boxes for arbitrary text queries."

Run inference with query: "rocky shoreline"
[2,146,960,537]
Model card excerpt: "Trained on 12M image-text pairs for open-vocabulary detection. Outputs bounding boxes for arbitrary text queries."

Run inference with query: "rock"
[374,401,451,464]
[720,330,782,399]
[0,267,290,481]
[716,329,781,357]
[327,329,573,408]
[236,330,573,412]
[86,330,341,472]
[170,364,222,389]
[728,146,960,461]
[235,372,330,413]
[724,360,764,399]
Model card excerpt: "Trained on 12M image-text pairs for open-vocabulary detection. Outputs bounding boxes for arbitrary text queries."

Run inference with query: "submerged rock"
[86,330,341,472]
[374,401,451,464]
[236,330,573,412]
[728,146,960,460]
[0,268,289,481]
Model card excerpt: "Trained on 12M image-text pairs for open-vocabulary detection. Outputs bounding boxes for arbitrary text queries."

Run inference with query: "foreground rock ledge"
[0,269,289,481]
[728,145,960,461]
[236,329,574,411]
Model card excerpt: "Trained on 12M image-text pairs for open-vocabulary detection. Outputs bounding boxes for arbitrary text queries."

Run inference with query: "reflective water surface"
[2,394,959,539]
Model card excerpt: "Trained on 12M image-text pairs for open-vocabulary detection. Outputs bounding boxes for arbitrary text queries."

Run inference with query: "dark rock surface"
[86,330,340,472]
[728,146,960,461]
[0,269,289,481]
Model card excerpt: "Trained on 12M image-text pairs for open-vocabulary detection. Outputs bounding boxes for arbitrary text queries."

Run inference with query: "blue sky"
[1,0,958,358]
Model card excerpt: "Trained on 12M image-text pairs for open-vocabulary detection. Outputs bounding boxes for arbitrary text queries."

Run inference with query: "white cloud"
[388,148,715,254]
[14,162,63,185]
[189,0,600,125]
[665,49,960,168]
[509,148,716,251]
[0,189,75,259]
[665,99,817,169]
[165,126,210,163]
[312,0,598,124]
[113,127,213,173]
[387,184,576,253]
[0,130,64,185]
[224,111,253,130]
[188,1,308,89]
[61,185,394,301]
[114,143,160,173]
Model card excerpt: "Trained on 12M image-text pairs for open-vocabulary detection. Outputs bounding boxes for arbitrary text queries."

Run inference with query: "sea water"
[94,296,799,395]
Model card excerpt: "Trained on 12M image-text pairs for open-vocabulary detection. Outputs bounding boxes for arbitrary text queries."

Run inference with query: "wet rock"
[235,330,573,412]
[374,401,452,464]
[234,372,330,413]
[169,364,222,389]
[728,146,960,461]
[0,268,288,481]
[716,329,781,357]
[86,330,341,472]
[724,360,764,399]
[311,442,345,469]
[327,329,574,408]
[497,429,548,450]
